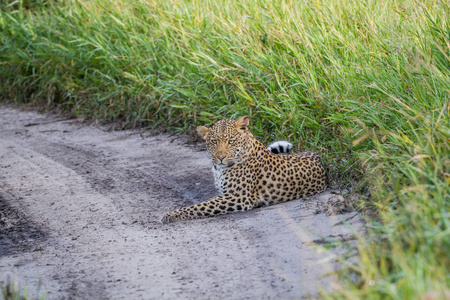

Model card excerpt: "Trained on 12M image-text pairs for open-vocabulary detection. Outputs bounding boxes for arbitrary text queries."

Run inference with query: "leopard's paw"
[161,212,180,224]
[322,195,354,216]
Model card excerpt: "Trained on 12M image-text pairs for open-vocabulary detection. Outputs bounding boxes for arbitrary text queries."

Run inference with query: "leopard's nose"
[217,155,226,161]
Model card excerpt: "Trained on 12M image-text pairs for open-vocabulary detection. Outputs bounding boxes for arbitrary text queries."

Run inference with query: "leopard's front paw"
[161,212,180,224]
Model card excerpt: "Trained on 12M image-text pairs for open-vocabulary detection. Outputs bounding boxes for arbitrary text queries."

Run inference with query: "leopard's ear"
[197,126,211,139]
[235,116,250,132]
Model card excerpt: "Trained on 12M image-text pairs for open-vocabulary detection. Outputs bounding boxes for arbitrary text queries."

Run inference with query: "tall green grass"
[1,0,449,298]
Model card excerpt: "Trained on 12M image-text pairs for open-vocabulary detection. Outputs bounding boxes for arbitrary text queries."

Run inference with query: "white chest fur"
[212,165,227,194]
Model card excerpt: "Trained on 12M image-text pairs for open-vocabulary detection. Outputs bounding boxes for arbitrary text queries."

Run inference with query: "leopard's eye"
[228,139,236,144]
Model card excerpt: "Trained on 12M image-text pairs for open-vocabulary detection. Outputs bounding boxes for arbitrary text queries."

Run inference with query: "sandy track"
[0,107,364,299]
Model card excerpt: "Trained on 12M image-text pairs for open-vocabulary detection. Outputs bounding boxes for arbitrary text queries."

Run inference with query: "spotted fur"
[161,116,327,224]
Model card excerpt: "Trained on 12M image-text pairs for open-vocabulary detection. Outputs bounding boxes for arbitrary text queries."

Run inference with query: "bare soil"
[0,106,364,299]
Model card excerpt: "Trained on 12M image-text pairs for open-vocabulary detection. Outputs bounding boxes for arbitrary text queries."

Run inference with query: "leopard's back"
[213,140,327,205]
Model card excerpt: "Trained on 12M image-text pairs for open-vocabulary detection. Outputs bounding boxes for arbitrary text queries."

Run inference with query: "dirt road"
[0,106,364,299]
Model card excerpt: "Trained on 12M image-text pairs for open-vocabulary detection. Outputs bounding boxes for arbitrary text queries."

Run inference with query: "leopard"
[161,116,327,224]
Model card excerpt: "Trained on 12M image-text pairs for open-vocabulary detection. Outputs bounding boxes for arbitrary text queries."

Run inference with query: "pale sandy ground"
[0,106,364,299]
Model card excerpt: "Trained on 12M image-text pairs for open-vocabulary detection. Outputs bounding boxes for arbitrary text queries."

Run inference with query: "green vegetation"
[1,0,449,298]
[1,279,46,300]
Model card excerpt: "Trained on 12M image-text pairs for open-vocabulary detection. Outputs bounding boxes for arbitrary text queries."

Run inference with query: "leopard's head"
[197,116,254,166]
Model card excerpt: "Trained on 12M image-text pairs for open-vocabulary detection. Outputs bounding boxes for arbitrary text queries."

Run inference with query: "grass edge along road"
[1,0,449,298]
